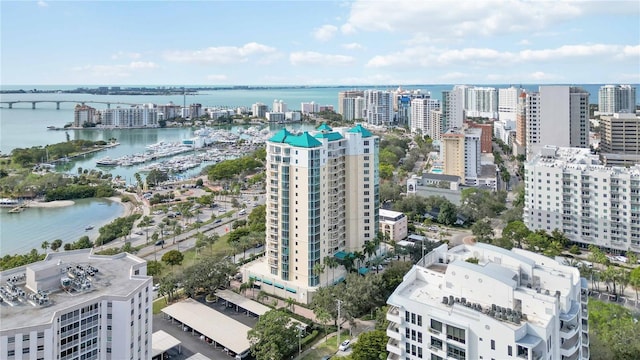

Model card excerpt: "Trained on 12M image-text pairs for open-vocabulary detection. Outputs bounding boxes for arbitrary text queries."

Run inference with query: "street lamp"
[298,326,302,354]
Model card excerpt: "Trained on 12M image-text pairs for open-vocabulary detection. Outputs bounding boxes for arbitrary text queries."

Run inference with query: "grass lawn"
[152,297,169,315]
[301,330,350,360]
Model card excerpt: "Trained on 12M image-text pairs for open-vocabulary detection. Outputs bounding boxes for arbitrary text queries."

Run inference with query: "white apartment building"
[0,250,153,360]
[338,90,364,120]
[598,85,636,114]
[301,101,319,114]
[244,123,379,304]
[364,90,394,126]
[465,87,498,119]
[251,102,268,118]
[386,243,589,360]
[410,98,441,138]
[265,112,285,123]
[273,99,288,113]
[524,146,640,252]
[525,86,590,160]
[98,105,159,128]
[379,209,408,243]
[498,86,524,123]
[442,86,466,131]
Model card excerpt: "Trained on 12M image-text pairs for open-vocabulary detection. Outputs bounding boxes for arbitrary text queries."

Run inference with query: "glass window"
[430,319,442,333]
[446,325,465,344]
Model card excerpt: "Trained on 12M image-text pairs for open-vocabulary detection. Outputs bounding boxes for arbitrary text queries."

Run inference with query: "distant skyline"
[1,1,639,86]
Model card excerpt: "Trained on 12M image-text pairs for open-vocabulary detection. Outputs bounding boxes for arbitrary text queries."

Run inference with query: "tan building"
[73,104,97,127]
[244,123,379,303]
[599,113,640,166]
[379,209,408,242]
[442,131,466,182]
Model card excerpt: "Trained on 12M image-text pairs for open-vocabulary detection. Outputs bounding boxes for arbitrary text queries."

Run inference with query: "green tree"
[248,309,298,360]
[437,201,457,226]
[50,239,63,252]
[350,330,388,360]
[41,241,50,253]
[161,250,184,267]
[630,267,640,301]
[471,219,494,243]
[501,220,530,248]
[146,260,162,277]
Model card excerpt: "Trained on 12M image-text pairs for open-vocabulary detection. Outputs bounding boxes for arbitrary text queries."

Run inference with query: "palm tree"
[353,251,365,270]
[285,297,295,312]
[313,262,325,287]
[41,241,50,253]
[363,240,377,263]
[325,256,339,285]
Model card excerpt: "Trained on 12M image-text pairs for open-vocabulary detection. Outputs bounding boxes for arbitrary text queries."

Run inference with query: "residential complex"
[598,85,636,114]
[410,98,441,139]
[465,86,498,119]
[364,90,394,126]
[441,86,466,132]
[0,250,152,360]
[441,127,485,187]
[598,112,640,166]
[73,104,159,128]
[387,243,589,360]
[526,86,590,160]
[338,90,365,121]
[244,123,379,303]
[524,145,640,252]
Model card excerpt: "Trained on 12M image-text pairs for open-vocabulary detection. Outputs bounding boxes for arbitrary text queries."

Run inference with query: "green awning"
[358,267,370,275]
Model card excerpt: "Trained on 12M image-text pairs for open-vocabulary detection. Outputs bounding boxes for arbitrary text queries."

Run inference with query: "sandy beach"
[27,200,75,208]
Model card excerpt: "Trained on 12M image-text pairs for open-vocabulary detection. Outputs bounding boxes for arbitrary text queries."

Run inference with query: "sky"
[1,0,639,86]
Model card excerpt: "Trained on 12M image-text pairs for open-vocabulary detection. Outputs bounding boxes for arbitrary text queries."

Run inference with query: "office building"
[363,90,394,126]
[598,85,636,114]
[0,250,153,360]
[244,124,379,303]
[386,242,589,360]
[410,98,441,138]
[513,91,528,156]
[524,145,640,252]
[525,86,590,160]
[498,86,524,123]
[599,113,640,166]
[379,209,408,243]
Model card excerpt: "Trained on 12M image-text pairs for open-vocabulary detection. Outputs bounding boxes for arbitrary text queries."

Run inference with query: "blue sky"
[1,0,639,85]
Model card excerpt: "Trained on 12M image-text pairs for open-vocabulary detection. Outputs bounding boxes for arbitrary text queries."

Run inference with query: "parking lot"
[153,297,259,360]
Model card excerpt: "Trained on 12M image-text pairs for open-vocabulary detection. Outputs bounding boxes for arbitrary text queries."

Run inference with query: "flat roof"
[0,250,150,332]
[161,298,251,354]
[152,330,181,358]
[216,289,270,316]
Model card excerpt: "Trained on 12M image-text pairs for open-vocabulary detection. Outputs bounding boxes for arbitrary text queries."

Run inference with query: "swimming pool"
[431,168,444,174]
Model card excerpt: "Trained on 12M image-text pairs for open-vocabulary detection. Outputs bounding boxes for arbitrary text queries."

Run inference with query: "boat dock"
[8,204,28,213]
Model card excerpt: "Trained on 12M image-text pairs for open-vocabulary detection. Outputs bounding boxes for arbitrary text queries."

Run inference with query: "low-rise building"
[379,209,408,242]
[386,243,589,360]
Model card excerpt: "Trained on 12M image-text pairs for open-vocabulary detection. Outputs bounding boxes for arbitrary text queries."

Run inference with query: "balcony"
[582,333,589,347]
[386,306,402,325]
[387,353,401,360]
[560,323,579,339]
[386,338,402,355]
[582,346,589,359]
[386,323,401,341]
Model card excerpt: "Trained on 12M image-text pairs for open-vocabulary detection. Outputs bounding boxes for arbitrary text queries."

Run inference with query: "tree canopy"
[248,309,298,360]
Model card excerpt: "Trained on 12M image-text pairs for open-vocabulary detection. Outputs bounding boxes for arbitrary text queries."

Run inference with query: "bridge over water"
[0,100,139,110]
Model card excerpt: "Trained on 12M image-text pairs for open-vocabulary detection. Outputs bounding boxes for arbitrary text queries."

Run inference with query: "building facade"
[379,209,408,243]
[0,250,153,360]
[526,86,590,160]
[410,98,441,138]
[98,105,159,128]
[386,243,589,360]
[524,145,640,252]
[598,85,636,114]
[247,124,379,301]
[442,86,466,132]
[599,113,640,166]
[338,90,364,120]
[465,87,498,119]
[364,90,394,126]
[301,102,319,114]
[441,127,482,186]
[251,103,268,118]
[73,104,97,127]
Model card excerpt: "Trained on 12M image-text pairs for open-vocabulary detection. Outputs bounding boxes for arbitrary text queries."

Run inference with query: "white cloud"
[518,39,531,46]
[37,1,48,7]
[313,25,338,42]
[366,43,639,68]
[342,42,364,50]
[71,62,158,78]
[439,72,468,81]
[289,51,355,66]
[164,42,276,64]
[111,51,142,60]
[344,0,586,39]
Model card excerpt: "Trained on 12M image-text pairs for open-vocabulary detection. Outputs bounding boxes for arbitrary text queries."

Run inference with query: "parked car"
[154,240,165,246]
[339,340,351,351]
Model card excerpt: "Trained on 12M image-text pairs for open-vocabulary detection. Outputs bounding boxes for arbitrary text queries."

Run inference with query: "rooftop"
[0,250,149,332]
[346,124,373,138]
[268,130,322,148]
[530,146,640,176]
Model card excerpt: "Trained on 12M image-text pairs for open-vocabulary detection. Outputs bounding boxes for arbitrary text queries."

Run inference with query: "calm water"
[1,84,637,255]
[0,198,125,256]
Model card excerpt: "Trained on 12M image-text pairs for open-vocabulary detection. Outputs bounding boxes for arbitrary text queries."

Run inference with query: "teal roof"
[314,132,343,141]
[287,132,322,148]
[269,128,292,143]
[317,123,333,131]
[347,124,373,137]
